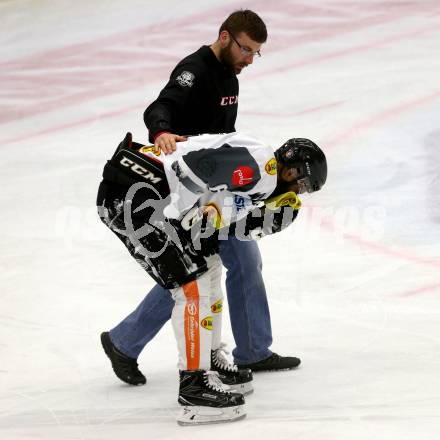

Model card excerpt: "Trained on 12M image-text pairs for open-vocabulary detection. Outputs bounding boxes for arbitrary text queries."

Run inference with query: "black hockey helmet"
[275,138,327,193]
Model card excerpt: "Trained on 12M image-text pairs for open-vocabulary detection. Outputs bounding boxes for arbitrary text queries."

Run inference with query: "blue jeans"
[110,236,273,364]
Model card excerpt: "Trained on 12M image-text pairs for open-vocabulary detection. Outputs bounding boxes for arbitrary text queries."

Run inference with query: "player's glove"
[179,210,219,257]
[181,203,224,231]
[189,222,219,257]
[264,191,301,211]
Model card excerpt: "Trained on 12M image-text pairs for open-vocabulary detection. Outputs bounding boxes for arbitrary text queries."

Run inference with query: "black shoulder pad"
[181,144,261,192]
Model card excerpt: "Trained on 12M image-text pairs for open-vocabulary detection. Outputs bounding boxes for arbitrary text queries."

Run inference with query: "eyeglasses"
[228,31,261,58]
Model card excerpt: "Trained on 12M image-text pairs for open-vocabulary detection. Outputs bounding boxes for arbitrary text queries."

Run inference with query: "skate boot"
[177,369,246,425]
[100,332,146,385]
[211,343,253,395]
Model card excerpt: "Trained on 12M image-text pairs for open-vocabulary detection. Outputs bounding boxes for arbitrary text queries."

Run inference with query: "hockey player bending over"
[96,132,327,425]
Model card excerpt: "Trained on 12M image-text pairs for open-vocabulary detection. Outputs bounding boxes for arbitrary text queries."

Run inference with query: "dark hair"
[219,9,267,43]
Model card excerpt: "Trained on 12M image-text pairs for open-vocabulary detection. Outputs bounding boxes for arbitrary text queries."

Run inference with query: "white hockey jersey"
[138,132,278,228]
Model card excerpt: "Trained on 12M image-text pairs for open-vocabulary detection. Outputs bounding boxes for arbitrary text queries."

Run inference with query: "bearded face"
[218,40,252,74]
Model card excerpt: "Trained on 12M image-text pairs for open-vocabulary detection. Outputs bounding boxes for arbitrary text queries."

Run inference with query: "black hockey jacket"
[144,46,239,142]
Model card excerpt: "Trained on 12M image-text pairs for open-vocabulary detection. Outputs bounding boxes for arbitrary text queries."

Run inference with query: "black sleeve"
[229,206,299,240]
[144,62,205,142]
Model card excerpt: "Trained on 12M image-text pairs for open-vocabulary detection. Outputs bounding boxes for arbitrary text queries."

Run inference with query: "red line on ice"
[323,91,440,149]
[318,219,440,269]
[241,101,345,119]
[399,282,440,298]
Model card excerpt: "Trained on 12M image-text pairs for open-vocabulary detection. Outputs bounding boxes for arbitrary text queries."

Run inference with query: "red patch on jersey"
[232,166,254,187]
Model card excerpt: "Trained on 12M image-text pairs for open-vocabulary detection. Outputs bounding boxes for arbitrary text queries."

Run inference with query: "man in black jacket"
[101,9,301,386]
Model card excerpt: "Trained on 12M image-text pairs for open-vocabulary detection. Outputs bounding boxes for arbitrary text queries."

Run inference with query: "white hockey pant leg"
[207,256,224,351]
[171,264,219,371]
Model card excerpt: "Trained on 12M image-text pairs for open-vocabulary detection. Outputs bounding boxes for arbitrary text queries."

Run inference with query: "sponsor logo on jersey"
[220,95,239,106]
[232,166,254,187]
[234,195,246,212]
[211,299,223,314]
[176,70,195,87]
[120,156,162,183]
[265,158,277,175]
[139,145,162,157]
[200,316,213,330]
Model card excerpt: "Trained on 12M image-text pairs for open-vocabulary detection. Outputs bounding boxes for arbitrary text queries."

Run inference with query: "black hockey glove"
[189,215,219,257]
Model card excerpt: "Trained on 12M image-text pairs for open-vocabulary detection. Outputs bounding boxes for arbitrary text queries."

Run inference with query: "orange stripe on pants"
[182,280,200,370]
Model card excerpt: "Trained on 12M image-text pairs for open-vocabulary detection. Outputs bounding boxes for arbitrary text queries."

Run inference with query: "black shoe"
[211,344,253,395]
[237,353,301,372]
[100,331,146,385]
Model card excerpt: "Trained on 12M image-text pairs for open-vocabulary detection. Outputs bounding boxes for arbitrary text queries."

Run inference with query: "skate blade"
[177,404,246,426]
[229,381,254,396]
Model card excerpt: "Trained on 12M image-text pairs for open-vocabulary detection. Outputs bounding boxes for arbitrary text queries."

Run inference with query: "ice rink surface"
[1,0,440,438]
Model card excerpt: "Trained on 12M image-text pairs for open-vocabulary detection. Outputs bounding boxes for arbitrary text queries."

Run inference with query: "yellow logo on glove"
[265,191,302,210]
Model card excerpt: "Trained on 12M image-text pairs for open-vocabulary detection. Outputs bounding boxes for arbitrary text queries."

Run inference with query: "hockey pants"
[170,256,223,371]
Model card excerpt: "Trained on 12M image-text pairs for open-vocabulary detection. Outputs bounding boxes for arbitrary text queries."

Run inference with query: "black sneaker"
[211,344,253,395]
[237,353,301,372]
[100,331,146,385]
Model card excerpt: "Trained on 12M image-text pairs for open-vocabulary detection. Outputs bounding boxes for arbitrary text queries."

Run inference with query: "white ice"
[1,0,440,439]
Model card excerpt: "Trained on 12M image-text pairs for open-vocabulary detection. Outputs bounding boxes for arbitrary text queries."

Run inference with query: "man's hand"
[154,132,187,155]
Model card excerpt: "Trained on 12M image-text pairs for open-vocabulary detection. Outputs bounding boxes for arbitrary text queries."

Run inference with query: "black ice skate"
[238,352,301,372]
[211,343,253,395]
[100,332,146,385]
[177,369,246,425]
